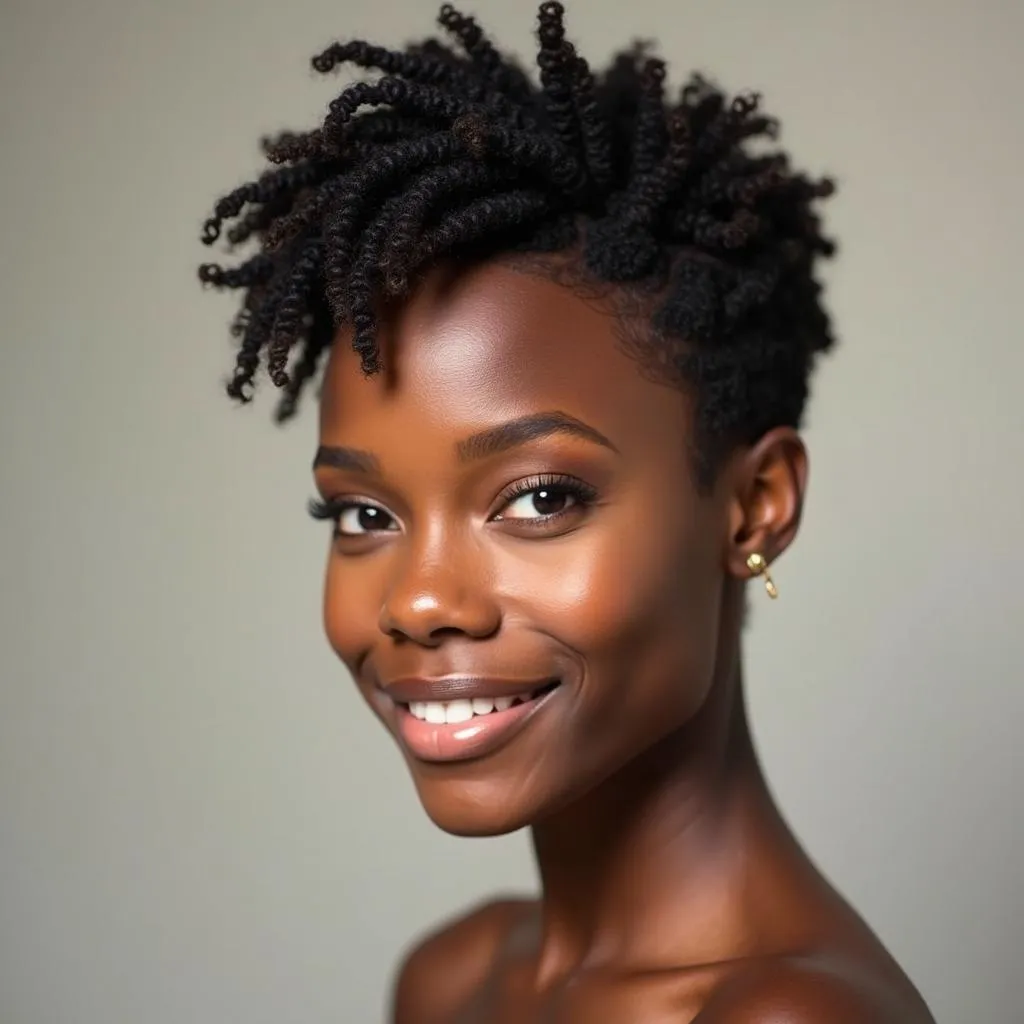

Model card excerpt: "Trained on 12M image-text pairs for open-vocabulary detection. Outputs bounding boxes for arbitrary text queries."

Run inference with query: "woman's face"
[314,260,734,835]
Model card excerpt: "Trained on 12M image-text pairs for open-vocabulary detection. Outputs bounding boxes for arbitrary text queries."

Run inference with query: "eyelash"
[307,473,598,535]
[496,473,598,521]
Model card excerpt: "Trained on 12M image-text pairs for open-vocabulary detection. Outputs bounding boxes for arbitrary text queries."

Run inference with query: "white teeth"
[444,700,474,724]
[406,692,538,722]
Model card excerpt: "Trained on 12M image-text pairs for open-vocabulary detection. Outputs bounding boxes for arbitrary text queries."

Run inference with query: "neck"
[528,658,804,982]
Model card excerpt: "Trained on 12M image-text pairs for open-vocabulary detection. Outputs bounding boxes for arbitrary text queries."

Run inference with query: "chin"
[409,772,546,838]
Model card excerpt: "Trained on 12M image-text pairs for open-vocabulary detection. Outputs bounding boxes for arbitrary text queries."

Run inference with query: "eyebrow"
[454,411,619,462]
[312,445,381,475]
[313,410,618,475]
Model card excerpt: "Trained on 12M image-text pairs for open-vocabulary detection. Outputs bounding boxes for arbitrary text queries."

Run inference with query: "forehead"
[319,261,689,451]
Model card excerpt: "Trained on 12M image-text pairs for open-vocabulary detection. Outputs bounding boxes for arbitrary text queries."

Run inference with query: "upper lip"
[383,676,558,703]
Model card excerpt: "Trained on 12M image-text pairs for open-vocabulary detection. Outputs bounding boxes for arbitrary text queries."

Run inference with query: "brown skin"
[312,261,935,1023]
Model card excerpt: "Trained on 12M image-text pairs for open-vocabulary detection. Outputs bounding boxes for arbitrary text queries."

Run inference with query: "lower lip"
[393,688,560,763]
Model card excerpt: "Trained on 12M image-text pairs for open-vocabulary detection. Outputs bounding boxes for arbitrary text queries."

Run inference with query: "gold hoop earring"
[746,552,778,599]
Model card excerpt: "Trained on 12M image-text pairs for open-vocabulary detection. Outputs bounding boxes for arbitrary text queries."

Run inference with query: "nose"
[377,540,501,646]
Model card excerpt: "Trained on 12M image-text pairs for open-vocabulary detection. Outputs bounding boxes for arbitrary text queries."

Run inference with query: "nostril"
[379,589,501,645]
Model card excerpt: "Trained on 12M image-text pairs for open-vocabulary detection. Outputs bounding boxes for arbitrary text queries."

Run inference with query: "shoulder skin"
[695,955,934,1024]
[390,898,530,1024]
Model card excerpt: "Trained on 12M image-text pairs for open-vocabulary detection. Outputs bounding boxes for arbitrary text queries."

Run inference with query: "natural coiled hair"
[199,2,837,480]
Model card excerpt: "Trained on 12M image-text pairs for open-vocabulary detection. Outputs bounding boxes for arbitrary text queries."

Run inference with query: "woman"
[199,4,936,1020]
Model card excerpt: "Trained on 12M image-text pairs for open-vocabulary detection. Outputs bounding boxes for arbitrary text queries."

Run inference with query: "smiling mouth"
[400,680,560,725]
[388,679,562,763]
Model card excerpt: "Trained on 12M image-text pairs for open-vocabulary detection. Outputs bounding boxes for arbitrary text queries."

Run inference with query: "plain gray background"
[1,0,1022,1021]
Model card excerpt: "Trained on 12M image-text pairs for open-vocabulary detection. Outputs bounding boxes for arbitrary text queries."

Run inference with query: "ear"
[723,427,809,583]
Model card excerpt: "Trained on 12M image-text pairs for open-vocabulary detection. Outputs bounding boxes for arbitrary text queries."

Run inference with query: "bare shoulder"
[695,951,935,1024]
[390,896,533,1024]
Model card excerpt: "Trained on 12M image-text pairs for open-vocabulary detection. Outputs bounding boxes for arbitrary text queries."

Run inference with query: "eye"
[500,485,579,520]
[492,474,598,525]
[336,502,398,536]
[308,497,400,536]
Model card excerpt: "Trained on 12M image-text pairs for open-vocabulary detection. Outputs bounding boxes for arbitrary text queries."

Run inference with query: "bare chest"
[449,960,726,1024]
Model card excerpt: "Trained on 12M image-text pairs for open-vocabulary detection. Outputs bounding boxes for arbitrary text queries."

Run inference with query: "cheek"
[322,555,379,673]
[504,508,723,710]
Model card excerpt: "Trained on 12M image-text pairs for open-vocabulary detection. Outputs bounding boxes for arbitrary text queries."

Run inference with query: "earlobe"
[725,426,809,584]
